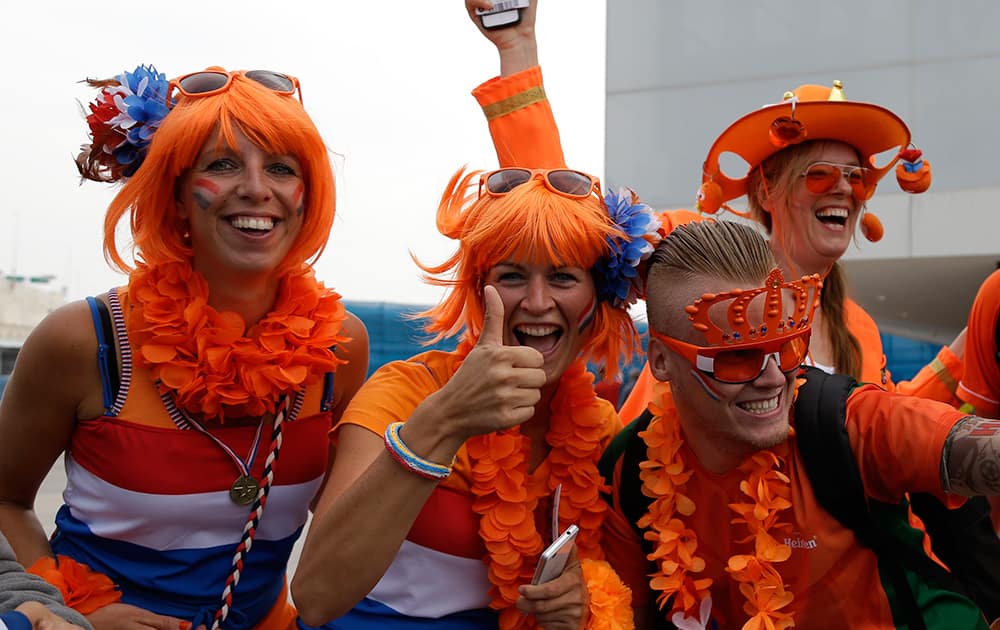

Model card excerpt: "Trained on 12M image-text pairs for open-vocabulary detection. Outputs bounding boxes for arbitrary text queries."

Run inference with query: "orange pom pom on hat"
[697,80,932,241]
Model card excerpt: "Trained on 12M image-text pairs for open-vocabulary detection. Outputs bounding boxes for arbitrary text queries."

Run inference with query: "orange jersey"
[604,385,977,628]
[958,269,1000,417]
[337,349,621,495]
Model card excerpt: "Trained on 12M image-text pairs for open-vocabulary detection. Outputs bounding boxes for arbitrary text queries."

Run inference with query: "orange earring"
[860,213,884,242]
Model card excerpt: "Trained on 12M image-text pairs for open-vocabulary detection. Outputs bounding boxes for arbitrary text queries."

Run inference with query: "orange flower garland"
[638,381,796,629]
[127,261,347,422]
[467,360,632,629]
[581,558,634,630]
[27,555,122,615]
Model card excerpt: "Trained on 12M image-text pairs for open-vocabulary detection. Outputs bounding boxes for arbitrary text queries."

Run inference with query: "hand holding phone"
[475,0,530,30]
[531,524,579,585]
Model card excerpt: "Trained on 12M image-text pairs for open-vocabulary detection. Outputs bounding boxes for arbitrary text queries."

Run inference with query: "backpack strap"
[85,296,120,415]
[599,409,655,538]
[795,366,972,630]
[598,409,675,630]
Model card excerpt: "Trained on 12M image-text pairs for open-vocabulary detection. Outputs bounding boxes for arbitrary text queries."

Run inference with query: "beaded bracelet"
[383,422,454,480]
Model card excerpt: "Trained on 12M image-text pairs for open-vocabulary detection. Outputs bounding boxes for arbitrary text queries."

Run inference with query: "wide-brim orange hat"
[698,81,931,211]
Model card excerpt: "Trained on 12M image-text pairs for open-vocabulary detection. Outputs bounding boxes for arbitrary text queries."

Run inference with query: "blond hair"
[746,140,864,377]
[646,221,775,335]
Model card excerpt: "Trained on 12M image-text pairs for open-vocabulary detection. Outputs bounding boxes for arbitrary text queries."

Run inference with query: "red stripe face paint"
[577,295,596,333]
[192,178,221,211]
[293,182,305,216]
[690,369,725,401]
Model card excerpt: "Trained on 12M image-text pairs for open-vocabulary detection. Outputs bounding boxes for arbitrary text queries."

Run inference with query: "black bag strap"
[598,409,674,629]
[599,409,655,538]
[795,366,972,629]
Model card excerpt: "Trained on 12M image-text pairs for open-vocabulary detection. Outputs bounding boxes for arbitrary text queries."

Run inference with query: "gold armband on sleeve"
[481,86,547,121]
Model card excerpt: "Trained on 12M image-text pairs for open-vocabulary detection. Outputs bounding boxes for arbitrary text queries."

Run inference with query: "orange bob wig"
[101,69,335,274]
[417,168,640,380]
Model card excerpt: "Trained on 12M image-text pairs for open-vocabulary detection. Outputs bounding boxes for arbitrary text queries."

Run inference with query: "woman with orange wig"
[292,167,657,629]
[0,66,369,629]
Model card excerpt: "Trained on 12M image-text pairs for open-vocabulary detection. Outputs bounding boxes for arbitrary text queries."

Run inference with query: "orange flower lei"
[467,360,632,629]
[639,381,797,630]
[28,555,122,615]
[127,261,347,422]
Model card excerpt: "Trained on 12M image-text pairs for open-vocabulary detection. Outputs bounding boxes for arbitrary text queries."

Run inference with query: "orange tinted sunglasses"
[801,162,874,201]
[479,168,601,200]
[167,70,302,107]
[650,327,811,384]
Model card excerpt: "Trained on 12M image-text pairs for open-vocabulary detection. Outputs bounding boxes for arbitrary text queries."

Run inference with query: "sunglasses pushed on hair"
[650,327,811,384]
[801,162,874,201]
[167,70,302,106]
[479,168,601,200]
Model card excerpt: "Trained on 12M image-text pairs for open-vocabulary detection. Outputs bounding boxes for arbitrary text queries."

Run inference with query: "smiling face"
[648,273,797,472]
[485,261,597,387]
[176,125,306,281]
[773,141,864,274]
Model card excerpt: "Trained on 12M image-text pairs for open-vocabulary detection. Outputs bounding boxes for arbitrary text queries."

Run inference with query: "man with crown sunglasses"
[596,220,999,629]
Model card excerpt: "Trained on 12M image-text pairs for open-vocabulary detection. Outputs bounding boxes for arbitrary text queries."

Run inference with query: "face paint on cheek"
[192,178,221,211]
[577,295,597,334]
[294,182,305,216]
[690,369,725,402]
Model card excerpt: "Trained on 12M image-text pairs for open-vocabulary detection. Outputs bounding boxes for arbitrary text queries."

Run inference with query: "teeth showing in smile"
[516,325,559,337]
[737,395,779,414]
[816,208,848,225]
[230,216,274,231]
[513,324,562,354]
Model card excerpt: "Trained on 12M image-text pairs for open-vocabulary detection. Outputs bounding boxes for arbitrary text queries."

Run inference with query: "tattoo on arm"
[943,415,1000,496]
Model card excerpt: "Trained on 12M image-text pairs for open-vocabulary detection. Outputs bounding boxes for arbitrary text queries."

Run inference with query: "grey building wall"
[605,1,1000,343]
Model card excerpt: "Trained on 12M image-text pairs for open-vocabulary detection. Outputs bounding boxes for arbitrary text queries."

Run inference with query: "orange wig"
[100,70,335,274]
[417,168,640,380]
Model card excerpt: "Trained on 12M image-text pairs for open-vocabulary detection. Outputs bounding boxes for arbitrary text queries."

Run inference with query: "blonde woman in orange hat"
[617,81,963,421]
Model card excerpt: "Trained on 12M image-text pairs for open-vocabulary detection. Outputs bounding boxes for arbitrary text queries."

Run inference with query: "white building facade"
[605,1,1000,344]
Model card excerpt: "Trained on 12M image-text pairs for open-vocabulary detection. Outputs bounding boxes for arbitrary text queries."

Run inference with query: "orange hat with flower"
[695,80,932,242]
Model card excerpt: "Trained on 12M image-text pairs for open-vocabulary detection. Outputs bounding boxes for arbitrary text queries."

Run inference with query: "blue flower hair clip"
[594,187,661,308]
[77,64,171,183]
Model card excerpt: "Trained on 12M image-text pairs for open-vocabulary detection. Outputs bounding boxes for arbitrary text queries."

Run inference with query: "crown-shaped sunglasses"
[650,269,822,383]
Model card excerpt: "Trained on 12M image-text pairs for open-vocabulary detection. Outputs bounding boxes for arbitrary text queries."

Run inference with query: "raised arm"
[466,0,566,168]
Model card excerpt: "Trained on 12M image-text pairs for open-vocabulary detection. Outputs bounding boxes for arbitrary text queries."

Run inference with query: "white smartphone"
[475,0,530,30]
[531,524,579,585]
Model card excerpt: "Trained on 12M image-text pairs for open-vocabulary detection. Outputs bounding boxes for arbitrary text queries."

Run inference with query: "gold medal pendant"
[229,475,260,506]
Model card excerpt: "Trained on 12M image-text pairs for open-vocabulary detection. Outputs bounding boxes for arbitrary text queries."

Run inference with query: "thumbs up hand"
[421,285,546,442]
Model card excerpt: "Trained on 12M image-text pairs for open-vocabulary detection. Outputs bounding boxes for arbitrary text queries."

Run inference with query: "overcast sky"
[1,1,605,307]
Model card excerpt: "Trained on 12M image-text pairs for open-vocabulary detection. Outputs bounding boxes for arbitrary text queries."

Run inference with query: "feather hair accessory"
[594,187,661,308]
[76,64,171,183]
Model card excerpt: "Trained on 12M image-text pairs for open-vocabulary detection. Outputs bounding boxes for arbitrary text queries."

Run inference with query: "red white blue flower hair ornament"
[594,187,662,308]
[77,65,171,182]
